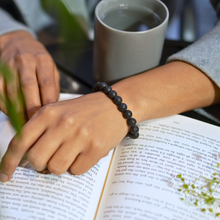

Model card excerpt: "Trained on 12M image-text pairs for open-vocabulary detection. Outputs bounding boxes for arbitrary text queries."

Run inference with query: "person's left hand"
[0,92,129,182]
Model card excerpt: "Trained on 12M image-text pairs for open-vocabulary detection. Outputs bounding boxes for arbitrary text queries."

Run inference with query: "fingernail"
[0,171,8,182]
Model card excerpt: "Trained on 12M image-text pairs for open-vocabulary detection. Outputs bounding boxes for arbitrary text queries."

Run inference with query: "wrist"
[85,90,130,136]
[111,80,144,124]
[93,82,139,138]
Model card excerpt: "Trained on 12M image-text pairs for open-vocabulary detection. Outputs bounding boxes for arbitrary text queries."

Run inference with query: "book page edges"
[93,147,116,220]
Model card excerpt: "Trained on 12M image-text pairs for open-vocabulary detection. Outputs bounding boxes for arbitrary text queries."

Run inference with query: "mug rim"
[95,0,169,34]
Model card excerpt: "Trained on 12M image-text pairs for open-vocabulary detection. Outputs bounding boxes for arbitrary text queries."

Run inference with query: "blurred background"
[163,0,217,42]
[35,0,217,44]
[0,0,218,94]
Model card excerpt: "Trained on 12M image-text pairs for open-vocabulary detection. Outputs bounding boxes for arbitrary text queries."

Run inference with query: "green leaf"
[40,0,88,43]
[0,62,25,133]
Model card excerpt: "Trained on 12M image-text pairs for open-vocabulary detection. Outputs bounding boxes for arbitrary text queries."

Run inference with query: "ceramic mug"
[93,0,169,83]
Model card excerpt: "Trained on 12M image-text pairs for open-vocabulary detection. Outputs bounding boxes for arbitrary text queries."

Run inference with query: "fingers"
[46,136,107,176]
[47,142,80,175]
[54,66,60,98]
[1,122,108,180]
[36,54,58,105]
[0,112,47,181]
[69,130,108,175]
[46,127,92,175]
[17,52,59,119]
[69,146,107,175]
[18,55,42,118]
[0,73,7,114]
[27,126,63,172]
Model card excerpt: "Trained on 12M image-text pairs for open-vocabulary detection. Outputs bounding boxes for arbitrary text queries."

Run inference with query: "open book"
[0,94,220,220]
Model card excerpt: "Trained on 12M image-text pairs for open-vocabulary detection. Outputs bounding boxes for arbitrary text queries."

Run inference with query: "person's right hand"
[0,31,60,119]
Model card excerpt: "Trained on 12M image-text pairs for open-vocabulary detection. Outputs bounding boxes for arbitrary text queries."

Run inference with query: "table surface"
[46,39,220,127]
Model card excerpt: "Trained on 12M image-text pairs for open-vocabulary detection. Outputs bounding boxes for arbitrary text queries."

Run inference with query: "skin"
[0,31,60,119]
[1,60,220,182]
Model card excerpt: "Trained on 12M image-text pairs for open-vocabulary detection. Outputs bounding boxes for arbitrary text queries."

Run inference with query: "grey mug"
[93,0,169,83]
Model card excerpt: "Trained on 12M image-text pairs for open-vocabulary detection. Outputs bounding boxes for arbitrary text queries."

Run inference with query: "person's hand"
[0,31,60,119]
[0,92,129,182]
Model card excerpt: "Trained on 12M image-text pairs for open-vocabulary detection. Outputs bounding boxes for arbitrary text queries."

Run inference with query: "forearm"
[112,61,220,123]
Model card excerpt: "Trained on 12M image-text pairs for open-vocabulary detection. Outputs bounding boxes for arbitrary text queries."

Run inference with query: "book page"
[96,115,220,220]
[0,152,112,220]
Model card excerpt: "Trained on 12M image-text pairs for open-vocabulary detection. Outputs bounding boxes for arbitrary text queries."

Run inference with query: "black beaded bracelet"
[92,82,139,139]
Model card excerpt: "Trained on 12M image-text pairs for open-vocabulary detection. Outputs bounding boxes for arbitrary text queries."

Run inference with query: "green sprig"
[176,170,220,216]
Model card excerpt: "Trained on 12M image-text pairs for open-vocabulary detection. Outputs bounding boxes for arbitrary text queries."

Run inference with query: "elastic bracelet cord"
[92,82,139,139]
